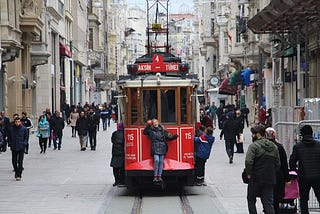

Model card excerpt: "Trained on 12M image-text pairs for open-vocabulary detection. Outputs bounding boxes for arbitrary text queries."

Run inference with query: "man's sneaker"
[16,177,21,181]
[153,177,158,182]
[117,183,126,187]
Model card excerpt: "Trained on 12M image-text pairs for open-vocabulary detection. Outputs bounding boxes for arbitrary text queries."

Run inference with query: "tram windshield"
[128,87,191,125]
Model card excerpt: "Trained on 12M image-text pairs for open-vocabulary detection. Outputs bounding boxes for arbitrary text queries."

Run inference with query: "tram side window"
[161,89,176,123]
[180,88,187,124]
[143,90,158,122]
[131,88,138,125]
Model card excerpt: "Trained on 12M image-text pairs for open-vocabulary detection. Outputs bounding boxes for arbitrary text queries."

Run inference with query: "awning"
[218,77,238,95]
[228,70,243,86]
[247,0,320,34]
[59,42,72,58]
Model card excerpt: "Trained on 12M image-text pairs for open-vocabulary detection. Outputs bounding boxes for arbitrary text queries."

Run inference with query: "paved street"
[0,122,271,213]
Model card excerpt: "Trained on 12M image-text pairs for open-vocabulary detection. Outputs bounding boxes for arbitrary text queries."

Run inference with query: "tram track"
[131,188,194,214]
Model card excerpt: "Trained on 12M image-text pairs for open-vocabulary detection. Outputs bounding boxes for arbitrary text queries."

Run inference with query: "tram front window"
[161,89,176,123]
[143,90,158,121]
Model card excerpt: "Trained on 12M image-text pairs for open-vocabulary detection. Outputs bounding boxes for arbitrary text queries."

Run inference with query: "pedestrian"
[87,107,100,150]
[220,112,238,163]
[216,103,224,129]
[110,122,125,187]
[20,112,33,154]
[143,119,178,182]
[46,113,54,148]
[265,108,272,127]
[208,102,218,126]
[8,117,28,181]
[52,111,65,150]
[245,125,280,214]
[241,104,250,127]
[0,111,10,152]
[235,110,244,153]
[100,106,109,131]
[200,109,213,128]
[259,106,267,125]
[194,127,215,186]
[37,115,50,154]
[76,111,89,151]
[69,108,79,137]
[265,127,290,214]
[289,125,320,214]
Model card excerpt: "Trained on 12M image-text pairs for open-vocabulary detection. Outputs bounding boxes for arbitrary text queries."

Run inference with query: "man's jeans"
[154,154,164,176]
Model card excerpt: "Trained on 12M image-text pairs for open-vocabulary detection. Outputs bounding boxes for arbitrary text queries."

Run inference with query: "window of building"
[88,28,93,50]
[58,0,64,15]
[210,2,215,13]
[211,18,215,37]
[224,32,229,53]
[130,88,138,125]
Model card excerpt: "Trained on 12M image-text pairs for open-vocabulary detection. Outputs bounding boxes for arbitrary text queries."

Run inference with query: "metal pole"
[297,41,301,106]
[258,49,263,112]
[70,40,74,105]
[104,0,108,74]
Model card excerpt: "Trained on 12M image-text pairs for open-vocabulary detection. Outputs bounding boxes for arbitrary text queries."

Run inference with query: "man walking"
[8,117,28,181]
[20,112,33,154]
[87,107,100,150]
[76,111,89,151]
[208,102,218,126]
[52,111,65,150]
[245,125,280,214]
[220,112,238,163]
[289,125,320,214]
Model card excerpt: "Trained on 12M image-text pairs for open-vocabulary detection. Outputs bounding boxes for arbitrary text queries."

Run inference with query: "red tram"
[115,0,200,188]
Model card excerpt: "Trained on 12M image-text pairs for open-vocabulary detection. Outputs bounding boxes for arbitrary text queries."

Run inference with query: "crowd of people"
[1,100,320,214]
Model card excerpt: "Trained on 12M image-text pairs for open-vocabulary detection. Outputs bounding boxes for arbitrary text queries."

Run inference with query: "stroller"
[279,171,299,214]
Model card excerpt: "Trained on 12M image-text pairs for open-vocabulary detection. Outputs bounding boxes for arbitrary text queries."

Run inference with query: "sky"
[127,0,194,14]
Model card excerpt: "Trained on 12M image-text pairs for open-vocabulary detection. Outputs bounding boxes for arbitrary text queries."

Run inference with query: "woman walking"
[37,115,50,154]
[69,108,79,137]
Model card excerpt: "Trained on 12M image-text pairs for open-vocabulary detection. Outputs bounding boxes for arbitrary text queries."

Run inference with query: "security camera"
[32,80,37,84]
[156,72,161,78]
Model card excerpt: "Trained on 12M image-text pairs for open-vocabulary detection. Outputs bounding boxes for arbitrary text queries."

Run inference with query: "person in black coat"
[8,117,28,181]
[75,111,89,151]
[234,110,245,153]
[265,127,290,214]
[51,111,65,150]
[110,122,125,187]
[220,112,238,164]
[289,125,320,214]
[144,119,178,182]
[87,107,100,150]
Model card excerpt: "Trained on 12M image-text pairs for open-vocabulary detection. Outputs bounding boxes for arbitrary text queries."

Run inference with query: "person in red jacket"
[259,106,267,125]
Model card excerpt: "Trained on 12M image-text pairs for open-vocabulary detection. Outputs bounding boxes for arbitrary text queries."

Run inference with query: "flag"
[227,31,232,42]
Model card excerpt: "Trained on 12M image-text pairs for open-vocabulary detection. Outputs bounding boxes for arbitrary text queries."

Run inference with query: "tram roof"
[117,74,199,88]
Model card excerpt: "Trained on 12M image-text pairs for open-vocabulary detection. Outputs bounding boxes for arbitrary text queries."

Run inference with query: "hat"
[117,122,124,131]
[265,127,276,139]
[300,125,313,136]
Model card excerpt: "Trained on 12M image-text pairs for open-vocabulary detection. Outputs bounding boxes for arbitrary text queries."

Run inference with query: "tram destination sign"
[137,54,180,73]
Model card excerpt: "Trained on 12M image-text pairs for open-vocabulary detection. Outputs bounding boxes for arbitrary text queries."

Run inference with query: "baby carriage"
[279,171,299,214]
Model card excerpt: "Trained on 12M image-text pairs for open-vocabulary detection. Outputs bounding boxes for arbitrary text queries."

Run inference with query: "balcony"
[20,15,44,36]
[30,42,51,67]
[88,51,102,68]
[202,36,217,47]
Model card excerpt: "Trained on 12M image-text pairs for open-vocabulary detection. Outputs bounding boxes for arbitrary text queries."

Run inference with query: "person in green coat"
[245,125,280,214]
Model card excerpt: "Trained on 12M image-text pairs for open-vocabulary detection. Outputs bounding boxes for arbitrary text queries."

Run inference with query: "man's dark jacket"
[8,124,28,151]
[289,135,320,181]
[76,117,89,136]
[52,116,65,137]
